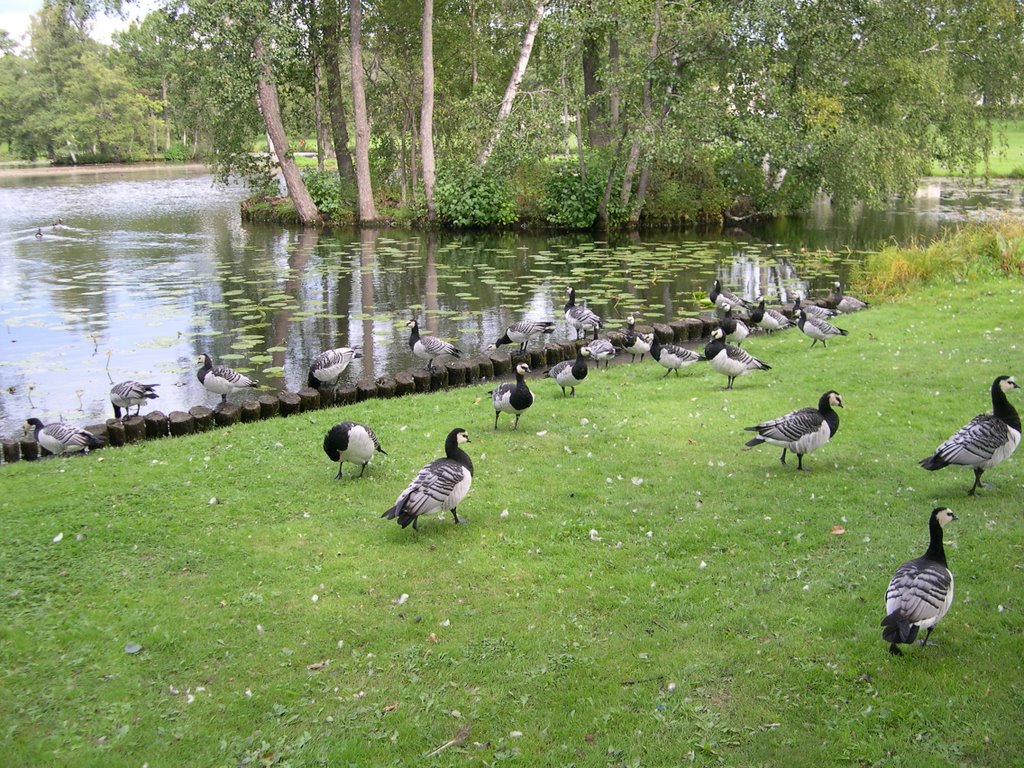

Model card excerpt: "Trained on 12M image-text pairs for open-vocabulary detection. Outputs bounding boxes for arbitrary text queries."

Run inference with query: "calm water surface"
[1,166,1020,440]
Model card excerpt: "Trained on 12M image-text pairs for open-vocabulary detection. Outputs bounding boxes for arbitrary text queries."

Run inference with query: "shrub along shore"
[1,222,1022,766]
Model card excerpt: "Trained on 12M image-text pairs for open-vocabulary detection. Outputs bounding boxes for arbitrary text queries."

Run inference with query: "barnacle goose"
[564,287,602,340]
[833,281,868,313]
[24,418,103,455]
[408,319,461,371]
[881,507,957,656]
[382,428,473,530]
[919,375,1021,495]
[797,309,849,348]
[492,320,556,353]
[704,327,771,390]
[197,354,257,403]
[109,380,159,419]
[709,279,750,312]
[744,390,843,470]
[491,362,534,430]
[719,306,750,345]
[323,421,387,479]
[649,332,704,378]
[544,345,591,397]
[793,295,836,320]
[308,347,362,389]
[749,298,791,334]
[622,315,652,362]
[585,327,616,370]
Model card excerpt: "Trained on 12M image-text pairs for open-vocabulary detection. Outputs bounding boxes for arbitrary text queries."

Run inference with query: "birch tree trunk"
[253,36,322,225]
[477,0,546,166]
[350,0,379,223]
[420,0,437,221]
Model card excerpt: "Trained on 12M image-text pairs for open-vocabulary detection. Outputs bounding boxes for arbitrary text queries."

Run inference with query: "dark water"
[1,166,1020,441]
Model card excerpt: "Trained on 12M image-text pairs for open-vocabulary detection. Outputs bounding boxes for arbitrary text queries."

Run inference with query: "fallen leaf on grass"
[382,701,399,713]
[426,632,438,643]
[831,525,846,535]
[307,660,329,671]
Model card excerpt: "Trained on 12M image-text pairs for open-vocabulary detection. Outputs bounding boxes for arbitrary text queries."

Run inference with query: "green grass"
[3,277,1024,766]
[929,119,1024,177]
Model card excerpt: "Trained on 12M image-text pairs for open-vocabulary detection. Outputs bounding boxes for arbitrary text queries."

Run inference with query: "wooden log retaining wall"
[2,297,843,464]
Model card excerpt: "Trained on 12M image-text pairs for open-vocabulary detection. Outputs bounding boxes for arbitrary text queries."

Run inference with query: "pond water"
[1,166,1021,441]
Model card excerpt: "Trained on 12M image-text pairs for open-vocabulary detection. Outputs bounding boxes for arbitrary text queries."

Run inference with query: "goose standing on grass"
[382,428,473,530]
[919,375,1021,495]
[490,362,534,430]
[408,319,461,371]
[622,315,652,362]
[24,418,103,455]
[704,327,771,390]
[650,332,704,378]
[109,380,159,419]
[793,295,836,320]
[709,279,750,312]
[882,507,957,656]
[564,287,602,340]
[749,298,791,334]
[323,422,387,479]
[744,390,843,470]
[833,281,868,313]
[197,354,257,403]
[308,346,362,389]
[585,327,616,370]
[492,320,556,353]
[544,345,591,397]
[719,306,750,345]
[797,309,849,348]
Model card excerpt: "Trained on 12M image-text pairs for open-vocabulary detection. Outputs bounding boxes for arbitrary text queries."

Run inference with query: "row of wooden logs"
[2,300,838,464]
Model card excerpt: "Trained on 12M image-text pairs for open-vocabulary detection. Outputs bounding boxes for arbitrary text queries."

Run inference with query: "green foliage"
[643,153,733,225]
[301,168,352,220]
[163,142,188,162]
[541,159,605,228]
[435,164,517,228]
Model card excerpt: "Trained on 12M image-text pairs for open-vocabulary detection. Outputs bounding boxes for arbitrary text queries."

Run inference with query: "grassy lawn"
[930,119,1024,177]
[2,275,1024,766]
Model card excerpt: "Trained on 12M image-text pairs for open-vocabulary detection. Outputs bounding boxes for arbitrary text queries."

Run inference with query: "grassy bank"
[3,275,1024,766]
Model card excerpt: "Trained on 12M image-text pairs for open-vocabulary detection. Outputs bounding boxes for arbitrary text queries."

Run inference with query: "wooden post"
[168,411,195,437]
[122,416,146,443]
[105,419,127,447]
[214,403,242,426]
[393,372,416,396]
[297,388,321,412]
[143,411,169,439]
[240,400,261,423]
[189,406,215,432]
[2,439,20,464]
[278,392,301,416]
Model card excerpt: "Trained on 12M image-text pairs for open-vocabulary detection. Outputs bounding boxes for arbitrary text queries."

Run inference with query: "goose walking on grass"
[382,428,473,530]
[749,298,791,334]
[24,418,103,455]
[197,354,257,403]
[323,422,387,479]
[585,327,616,370]
[544,345,591,397]
[109,380,159,419]
[564,287,602,340]
[833,281,868,313]
[408,319,461,371]
[491,362,534,430]
[622,315,652,362]
[308,347,362,389]
[709,279,750,312]
[793,295,836,320]
[704,327,771,390]
[919,375,1021,495]
[492,320,556,353]
[797,309,849,348]
[720,306,750,345]
[882,507,957,656]
[650,333,704,378]
[744,390,843,470]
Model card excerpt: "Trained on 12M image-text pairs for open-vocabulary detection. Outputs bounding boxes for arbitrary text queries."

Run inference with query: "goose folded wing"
[885,563,951,623]
[755,407,822,441]
[935,415,1010,463]
[725,346,756,364]
[393,459,468,517]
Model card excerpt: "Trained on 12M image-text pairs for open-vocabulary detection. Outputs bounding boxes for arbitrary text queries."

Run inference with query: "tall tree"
[253,35,321,224]
[420,0,437,221]
[350,0,379,222]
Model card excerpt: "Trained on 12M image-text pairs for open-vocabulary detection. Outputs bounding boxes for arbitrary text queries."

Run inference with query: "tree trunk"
[323,0,354,180]
[349,0,379,223]
[253,36,322,224]
[420,0,437,221]
[582,29,608,147]
[609,34,620,133]
[626,1,662,228]
[478,0,546,166]
[311,45,326,171]
[161,77,170,151]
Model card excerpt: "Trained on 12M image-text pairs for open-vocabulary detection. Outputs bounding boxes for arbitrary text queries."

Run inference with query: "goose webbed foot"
[888,643,904,656]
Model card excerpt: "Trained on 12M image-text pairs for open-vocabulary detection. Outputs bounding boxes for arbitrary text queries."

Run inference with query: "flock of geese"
[19,278,1021,656]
